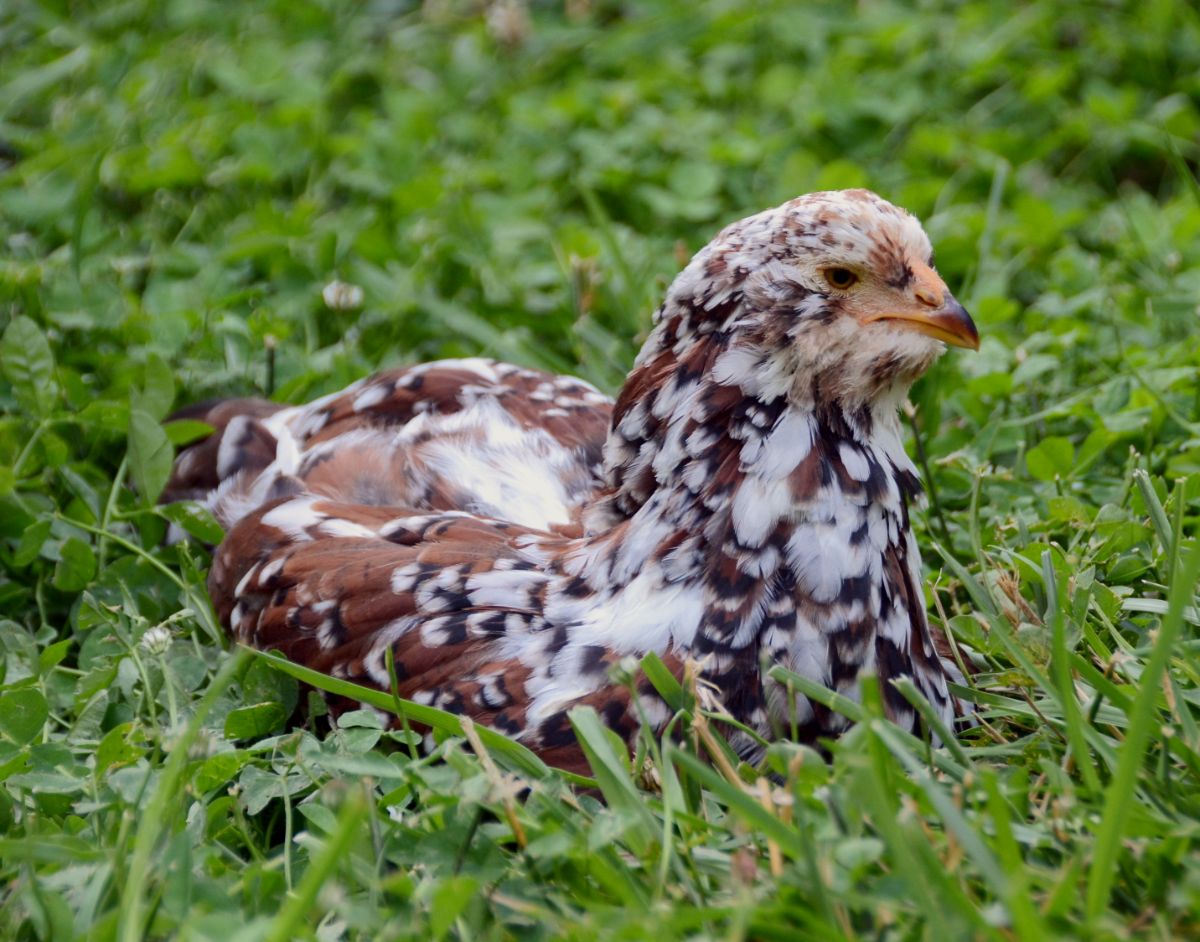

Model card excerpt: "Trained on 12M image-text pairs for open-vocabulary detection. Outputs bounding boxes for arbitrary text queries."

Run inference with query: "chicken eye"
[823,267,859,290]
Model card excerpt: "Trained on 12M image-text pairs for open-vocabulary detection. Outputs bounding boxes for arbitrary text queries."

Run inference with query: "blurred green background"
[4,0,1198,401]
[2,2,1200,939]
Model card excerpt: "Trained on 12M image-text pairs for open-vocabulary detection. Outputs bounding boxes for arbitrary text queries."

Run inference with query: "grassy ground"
[2,0,1200,938]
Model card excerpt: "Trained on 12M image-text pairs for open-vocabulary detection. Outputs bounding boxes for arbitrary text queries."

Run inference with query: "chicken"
[167,189,979,772]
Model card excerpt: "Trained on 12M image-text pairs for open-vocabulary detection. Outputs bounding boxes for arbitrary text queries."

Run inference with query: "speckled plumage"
[168,189,978,773]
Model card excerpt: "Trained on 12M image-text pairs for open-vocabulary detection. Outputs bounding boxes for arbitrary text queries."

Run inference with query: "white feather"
[261,497,323,541]
[464,568,549,608]
[318,518,377,539]
[839,442,871,482]
[785,524,845,603]
[731,473,794,548]
[758,409,815,479]
[352,382,389,412]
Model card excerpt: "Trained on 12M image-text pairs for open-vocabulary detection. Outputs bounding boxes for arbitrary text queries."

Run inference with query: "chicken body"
[170,190,978,771]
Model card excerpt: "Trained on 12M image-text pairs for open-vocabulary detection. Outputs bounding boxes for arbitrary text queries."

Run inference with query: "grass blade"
[117,647,251,942]
[264,787,369,942]
[248,647,592,785]
[1043,550,1102,792]
[667,748,808,859]
[1086,545,1200,921]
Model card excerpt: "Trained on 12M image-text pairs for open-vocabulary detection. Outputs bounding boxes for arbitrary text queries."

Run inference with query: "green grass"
[2,0,1200,938]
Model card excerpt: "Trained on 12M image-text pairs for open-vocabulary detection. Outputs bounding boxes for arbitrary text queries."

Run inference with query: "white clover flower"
[139,625,172,656]
[486,0,530,46]
[322,279,364,311]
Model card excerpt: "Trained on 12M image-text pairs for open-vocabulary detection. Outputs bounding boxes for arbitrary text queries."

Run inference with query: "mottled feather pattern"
[174,190,976,770]
[166,358,612,535]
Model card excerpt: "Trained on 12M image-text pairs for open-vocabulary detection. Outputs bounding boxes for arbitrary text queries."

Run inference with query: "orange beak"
[864,296,980,350]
